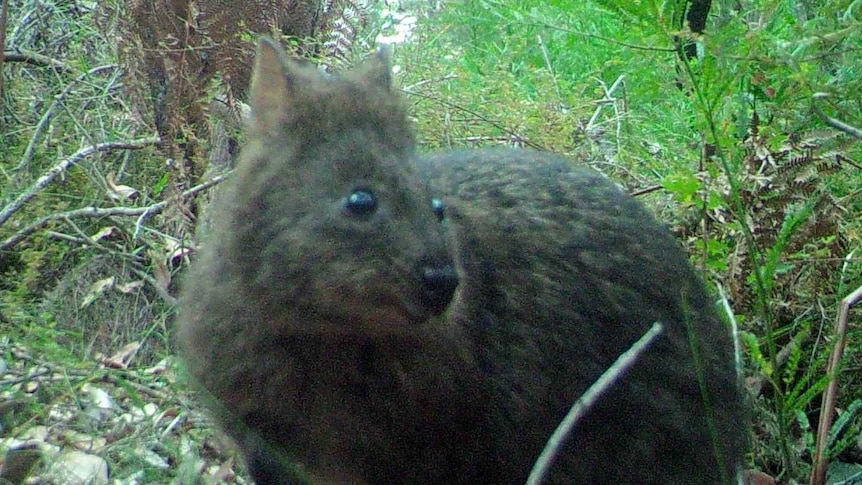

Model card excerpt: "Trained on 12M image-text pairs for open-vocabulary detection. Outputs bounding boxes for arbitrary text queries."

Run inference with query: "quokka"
[180,37,747,484]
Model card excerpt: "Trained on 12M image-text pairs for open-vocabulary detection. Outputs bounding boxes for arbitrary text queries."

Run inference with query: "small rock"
[43,450,109,485]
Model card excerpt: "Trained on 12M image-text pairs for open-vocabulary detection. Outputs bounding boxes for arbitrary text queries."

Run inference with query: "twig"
[2,51,73,73]
[537,34,564,109]
[810,278,862,485]
[716,284,743,373]
[0,175,223,251]
[402,89,545,151]
[0,0,9,133]
[0,137,160,228]
[812,93,862,140]
[526,322,664,485]
[62,215,104,248]
[586,75,625,131]
[13,64,121,173]
[31,223,176,306]
[45,230,90,245]
[401,74,457,92]
[100,369,170,401]
[629,184,663,197]
[131,267,177,307]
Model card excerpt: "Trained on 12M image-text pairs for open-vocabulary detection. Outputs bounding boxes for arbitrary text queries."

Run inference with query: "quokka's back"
[179,37,747,484]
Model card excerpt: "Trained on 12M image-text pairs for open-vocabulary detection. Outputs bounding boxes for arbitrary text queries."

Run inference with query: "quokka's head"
[218,37,459,337]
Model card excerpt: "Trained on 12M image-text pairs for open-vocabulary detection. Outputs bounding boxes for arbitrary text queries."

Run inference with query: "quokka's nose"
[419,263,459,315]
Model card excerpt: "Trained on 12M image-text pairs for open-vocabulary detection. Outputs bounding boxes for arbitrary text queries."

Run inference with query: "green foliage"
[741,330,772,377]
[753,202,815,293]
[827,400,862,461]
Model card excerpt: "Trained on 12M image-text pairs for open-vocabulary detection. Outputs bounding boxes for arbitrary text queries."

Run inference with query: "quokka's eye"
[431,198,445,223]
[345,189,378,217]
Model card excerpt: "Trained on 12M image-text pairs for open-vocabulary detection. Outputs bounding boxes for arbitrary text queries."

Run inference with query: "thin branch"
[1,175,224,251]
[810,278,862,485]
[401,74,457,92]
[812,93,862,140]
[42,225,178,307]
[537,34,564,108]
[0,137,160,228]
[0,0,9,133]
[526,322,664,485]
[2,51,73,73]
[591,75,627,154]
[45,230,88,245]
[629,184,663,197]
[131,267,177,307]
[13,64,121,173]
[586,75,625,131]
[402,88,545,151]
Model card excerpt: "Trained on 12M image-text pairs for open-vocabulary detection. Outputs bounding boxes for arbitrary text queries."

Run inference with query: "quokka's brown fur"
[179,37,747,484]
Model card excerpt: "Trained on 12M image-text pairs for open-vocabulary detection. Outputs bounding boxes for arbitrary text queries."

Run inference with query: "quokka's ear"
[248,37,296,133]
[360,44,394,91]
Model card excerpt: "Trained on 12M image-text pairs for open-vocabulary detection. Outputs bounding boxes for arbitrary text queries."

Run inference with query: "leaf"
[116,281,144,294]
[99,342,141,369]
[152,172,170,197]
[106,171,139,201]
[661,171,700,204]
[80,277,115,308]
[826,461,862,483]
[90,226,118,242]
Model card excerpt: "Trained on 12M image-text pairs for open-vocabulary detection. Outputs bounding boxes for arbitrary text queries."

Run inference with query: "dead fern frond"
[321,0,371,63]
[717,112,852,319]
